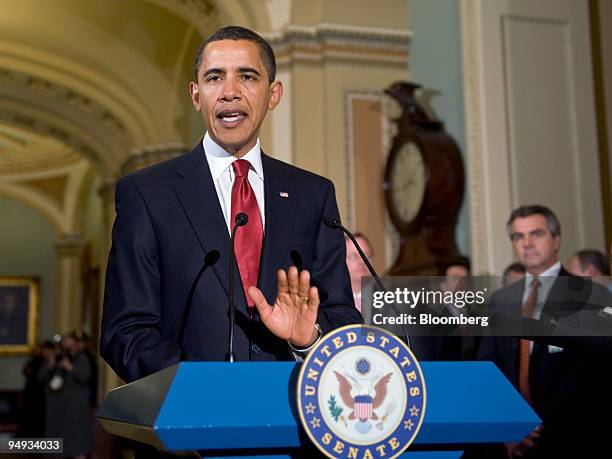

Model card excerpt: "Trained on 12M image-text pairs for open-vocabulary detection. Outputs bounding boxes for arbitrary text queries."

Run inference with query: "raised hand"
[247,266,320,347]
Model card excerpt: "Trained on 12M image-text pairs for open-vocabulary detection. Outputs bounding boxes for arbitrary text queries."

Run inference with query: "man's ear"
[189,81,201,111]
[586,265,599,277]
[268,80,283,110]
[553,235,561,253]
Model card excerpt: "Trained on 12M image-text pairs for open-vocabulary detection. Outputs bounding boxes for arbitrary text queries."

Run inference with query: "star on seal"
[305,403,316,414]
[310,417,321,428]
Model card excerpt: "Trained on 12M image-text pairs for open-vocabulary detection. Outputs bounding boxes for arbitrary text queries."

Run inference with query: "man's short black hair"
[193,25,276,83]
[443,257,471,274]
[503,262,526,278]
[506,205,561,238]
[574,249,611,276]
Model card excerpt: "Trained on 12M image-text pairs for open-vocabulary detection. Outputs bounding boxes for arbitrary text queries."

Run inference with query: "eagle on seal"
[334,371,392,421]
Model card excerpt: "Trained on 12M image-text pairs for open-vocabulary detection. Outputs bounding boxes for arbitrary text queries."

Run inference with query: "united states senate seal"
[297,325,426,459]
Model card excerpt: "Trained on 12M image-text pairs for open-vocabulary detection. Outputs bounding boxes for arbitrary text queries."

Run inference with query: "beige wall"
[461,0,606,274]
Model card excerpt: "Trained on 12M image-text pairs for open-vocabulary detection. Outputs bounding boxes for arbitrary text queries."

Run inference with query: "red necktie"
[231,159,263,311]
[518,277,540,404]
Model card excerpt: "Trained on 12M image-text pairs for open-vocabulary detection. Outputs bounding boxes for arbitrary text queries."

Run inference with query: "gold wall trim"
[265,23,411,67]
[589,0,612,252]
[345,90,400,269]
[460,0,489,274]
[122,144,189,175]
[0,276,39,355]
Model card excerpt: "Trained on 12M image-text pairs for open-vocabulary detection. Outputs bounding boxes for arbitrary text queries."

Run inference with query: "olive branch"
[327,395,344,422]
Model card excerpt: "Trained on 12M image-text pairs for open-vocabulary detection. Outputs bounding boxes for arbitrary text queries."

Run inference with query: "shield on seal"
[354,395,373,421]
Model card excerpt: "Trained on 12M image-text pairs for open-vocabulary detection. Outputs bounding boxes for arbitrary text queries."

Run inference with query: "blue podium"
[98,361,539,458]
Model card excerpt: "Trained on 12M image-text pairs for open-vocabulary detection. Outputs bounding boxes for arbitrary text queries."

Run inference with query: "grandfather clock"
[383,82,468,275]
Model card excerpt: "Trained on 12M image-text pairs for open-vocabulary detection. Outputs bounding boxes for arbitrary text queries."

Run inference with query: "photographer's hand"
[60,357,74,372]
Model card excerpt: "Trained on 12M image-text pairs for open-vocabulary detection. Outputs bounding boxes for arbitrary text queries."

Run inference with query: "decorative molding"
[145,0,219,37]
[55,234,84,256]
[264,23,411,67]
[97,179,117,205]
[0,159,92,234]
[0,109,101,168]
[0,67,128,173]
[460,0,489,274]
[0,127,81,174]
[345,89,399,268]
[0,68,127,135]
[345,91,383,228]
[21,176,68,208]
[381,94,401,268]
[0,181,64,231]
[121,143,189,175]
[172,0,217,17]
[0,157,88,182]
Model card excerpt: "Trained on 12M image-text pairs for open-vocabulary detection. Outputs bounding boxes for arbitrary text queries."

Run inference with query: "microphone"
[234,213,248,227]
[323,215,411,348]
[179,250,220,356]
[227,212,248,362]
[322,216,384,291]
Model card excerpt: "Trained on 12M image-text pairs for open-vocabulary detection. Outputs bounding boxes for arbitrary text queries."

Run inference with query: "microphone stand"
[323,216,411,348]
[227,213,248,362]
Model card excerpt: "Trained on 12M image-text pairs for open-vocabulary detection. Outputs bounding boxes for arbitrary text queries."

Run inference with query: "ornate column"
[54,234,84,334]
[98,178,116,261]
[121,144,187,176]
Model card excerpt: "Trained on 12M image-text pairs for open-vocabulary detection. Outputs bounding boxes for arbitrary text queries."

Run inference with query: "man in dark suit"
[477,205,611,458]
[100,26,361,384]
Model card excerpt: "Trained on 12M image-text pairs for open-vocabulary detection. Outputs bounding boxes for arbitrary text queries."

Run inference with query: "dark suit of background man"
[477,205,612,458]
[101,26,361,384]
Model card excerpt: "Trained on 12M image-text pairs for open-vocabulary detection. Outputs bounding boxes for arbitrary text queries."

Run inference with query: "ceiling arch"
[0,68,129,177]
[0,0,229,173]
[0,181,64,233]
[0,0,276,181]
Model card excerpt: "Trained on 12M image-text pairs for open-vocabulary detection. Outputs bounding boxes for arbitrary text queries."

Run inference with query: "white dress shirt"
[202,133,319,358]
[202,132,265,234]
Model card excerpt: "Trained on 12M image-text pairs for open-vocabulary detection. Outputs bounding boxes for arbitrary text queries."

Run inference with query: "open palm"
[248,266,320,347]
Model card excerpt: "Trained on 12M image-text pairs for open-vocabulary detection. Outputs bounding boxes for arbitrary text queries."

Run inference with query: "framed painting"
[0,277,39,355]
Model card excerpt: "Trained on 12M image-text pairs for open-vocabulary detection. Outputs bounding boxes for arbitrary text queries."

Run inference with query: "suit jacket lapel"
[543,267,575,321]
[173,144,248,311]
[259,153,298,304]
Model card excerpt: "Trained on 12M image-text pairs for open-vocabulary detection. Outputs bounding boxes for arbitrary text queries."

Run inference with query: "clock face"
[390,141,426,226]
